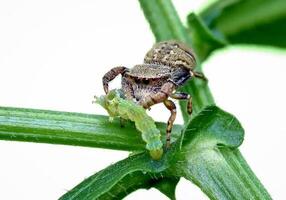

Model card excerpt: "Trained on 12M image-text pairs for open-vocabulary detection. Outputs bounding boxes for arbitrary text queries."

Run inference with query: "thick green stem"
[175,148,271,200]
[168,106,271,200]
[139,2,271,198]
[139,0,215,122]
[139,0,191,45]
[0,106,182,151]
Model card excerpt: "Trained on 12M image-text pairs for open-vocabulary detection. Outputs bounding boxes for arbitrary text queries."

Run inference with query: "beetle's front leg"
[102,66,127,94]
[164,99,176,148]
[170,92,193,115]
[139,82,176,109]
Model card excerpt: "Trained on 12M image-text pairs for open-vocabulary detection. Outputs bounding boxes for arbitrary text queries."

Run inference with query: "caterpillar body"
[94,89,163,160]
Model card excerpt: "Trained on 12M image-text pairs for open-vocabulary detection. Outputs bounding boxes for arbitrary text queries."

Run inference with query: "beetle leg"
[102,66,128,94]
[164,99,177,148]
[192,70,208,81]
[191,71,208,81]
[139,81,176,109]
[170,92,192,115]
[187,96,193,115]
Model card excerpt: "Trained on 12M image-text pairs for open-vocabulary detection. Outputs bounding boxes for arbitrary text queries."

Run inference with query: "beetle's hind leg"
[170,92,192,115]
[192,71,208,82]
[164,99,177,148]
[102,66,127,94]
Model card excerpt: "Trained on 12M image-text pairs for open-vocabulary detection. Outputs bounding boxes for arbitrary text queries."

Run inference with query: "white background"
[0,0,285,199]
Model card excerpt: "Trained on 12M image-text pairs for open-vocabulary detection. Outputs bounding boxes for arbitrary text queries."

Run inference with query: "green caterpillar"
[94,89,163,160]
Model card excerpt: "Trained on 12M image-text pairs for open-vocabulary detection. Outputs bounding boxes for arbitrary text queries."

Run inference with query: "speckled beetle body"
[102,40,206,147]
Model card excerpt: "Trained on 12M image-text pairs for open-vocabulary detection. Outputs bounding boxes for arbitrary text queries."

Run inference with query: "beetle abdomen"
[144,40,196,71]
[132,84,160,102]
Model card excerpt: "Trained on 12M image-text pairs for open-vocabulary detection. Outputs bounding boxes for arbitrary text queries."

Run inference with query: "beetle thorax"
[122,64,171,101]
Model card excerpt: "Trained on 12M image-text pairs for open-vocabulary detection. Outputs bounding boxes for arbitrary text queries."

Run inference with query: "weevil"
[102,40,206,148]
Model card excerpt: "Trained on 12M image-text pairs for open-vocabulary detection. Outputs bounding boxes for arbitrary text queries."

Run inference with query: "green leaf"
[187,13,227,60]
[98,174,179,200]
[170,106,271,200]
[0,106,182,151]
[60,141,181,200]
[139,0,215,122]
[59,153,150,200]
[181,106,244,149]
[199,0,286,49]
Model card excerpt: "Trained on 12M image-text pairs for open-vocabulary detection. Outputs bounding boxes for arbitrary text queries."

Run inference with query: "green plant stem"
[174,149,271,200]
[139,0,215,122]
[59,117,184,200]
[138,0,191,45]
[0,106,182,151]
[139,1,271,199]
[168,106,271,200]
